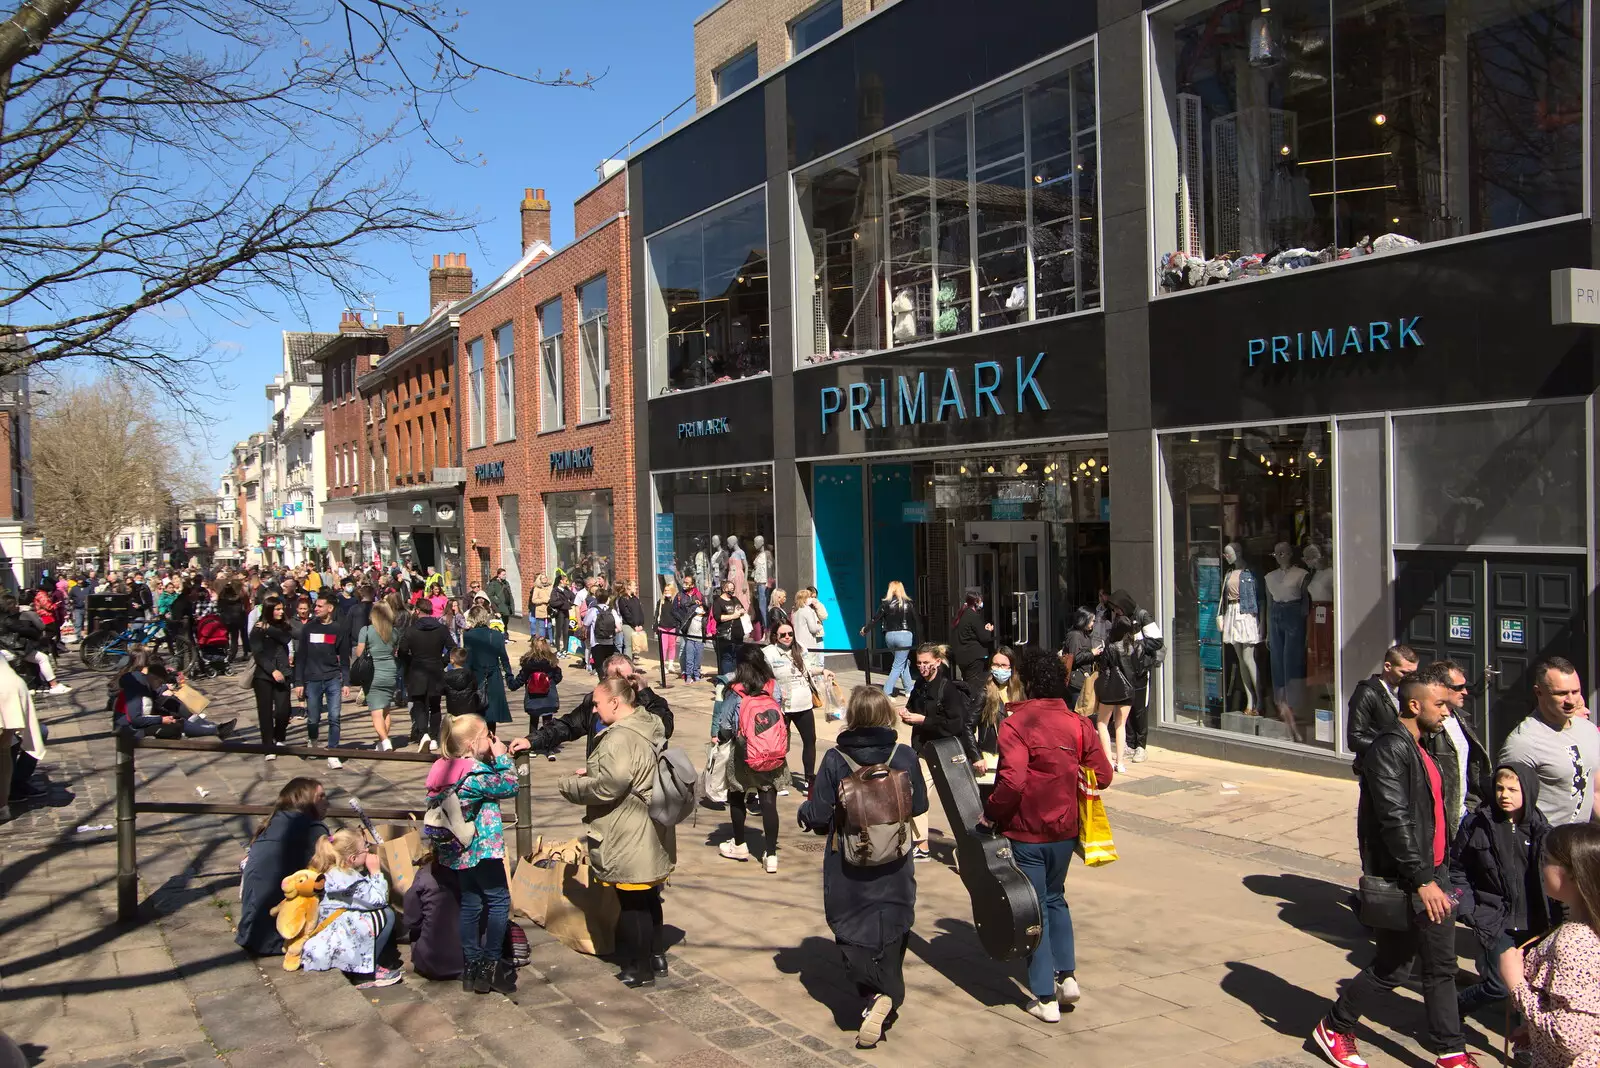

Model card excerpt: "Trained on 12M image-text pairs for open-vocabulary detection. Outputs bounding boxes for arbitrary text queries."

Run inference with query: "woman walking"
[218,578,250,663]
[354,600,402,751]
[1059,608,1098,711]
[949,588,995,685]
[716,653,787,873]
[615,581,646,667]
[860,581,918,698]
[557,677,673,988]
[1095,619,1146,773]
[983,648,1113,1023]
[765,589,790,635]
[764,620,829,793]
[798,687,928,1049]
[977,646,1022,781]
[462,605,514,736]
[249,597,293,759]
[792,589,825,654]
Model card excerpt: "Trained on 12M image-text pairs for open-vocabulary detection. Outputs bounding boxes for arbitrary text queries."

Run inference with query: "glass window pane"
[467,337,485,448]
[539,299,562,430]
[494,322,515,440]
[715,48,758,101]
[974,93,1028,329]
[1153,0,1582,293]
[1161,424,1337,751]
[545,490,613,583]
[1393,403,1585,547]
[579,277,610,422]
[790,0,842,56]
[652,465,776,599]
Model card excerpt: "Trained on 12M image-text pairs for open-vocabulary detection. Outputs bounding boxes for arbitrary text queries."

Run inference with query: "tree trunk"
[0,0,85,79]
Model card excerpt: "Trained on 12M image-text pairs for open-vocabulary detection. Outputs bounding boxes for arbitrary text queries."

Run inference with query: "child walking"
[1500,822,1600,1067]
[1450,763,1554,1016]
[442,647,484,720]
[426,713,518,994]
[299,827,402,987]
[507,638,563,762]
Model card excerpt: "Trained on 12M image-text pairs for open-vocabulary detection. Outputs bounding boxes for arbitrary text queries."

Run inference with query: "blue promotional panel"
[869,466,916,628]
[813,465,867,652]
[654,514,675,578]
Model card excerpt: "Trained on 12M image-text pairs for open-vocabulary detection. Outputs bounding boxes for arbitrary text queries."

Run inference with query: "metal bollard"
[656,628,669,690]
[115,730,138,923]
[513,749,532,860]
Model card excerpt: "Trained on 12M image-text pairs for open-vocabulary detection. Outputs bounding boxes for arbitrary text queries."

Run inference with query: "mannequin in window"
[750,535,773,628]
[692,536,710,595]
[1304,543,1336,688]
[726,535,750,618]
[1265,541,1309,743]
[710,535,727,591]
[1217,542,1263,717]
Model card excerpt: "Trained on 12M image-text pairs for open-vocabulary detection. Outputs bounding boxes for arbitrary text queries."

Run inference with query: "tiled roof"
[282,331,339,382]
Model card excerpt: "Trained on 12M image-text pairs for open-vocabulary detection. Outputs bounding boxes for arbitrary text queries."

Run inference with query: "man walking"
[485,568,514,629]
[1499,656,1600,828]
[294,595,350,770]
[1426,659,1491,837]
[1312,673,1481,1068]
[1346,643,1419,758]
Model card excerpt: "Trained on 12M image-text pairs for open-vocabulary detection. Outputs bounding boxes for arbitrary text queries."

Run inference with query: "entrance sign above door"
[818,353,1051,435]
[1246,317,1423,367]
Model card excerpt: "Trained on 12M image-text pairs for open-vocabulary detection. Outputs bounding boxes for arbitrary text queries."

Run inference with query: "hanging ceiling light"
[1017,462,1029,474]
[1249,10,1282,67]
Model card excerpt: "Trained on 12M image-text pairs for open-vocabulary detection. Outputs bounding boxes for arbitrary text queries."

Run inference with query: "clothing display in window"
[1305,543,1336,688]
[1218,542,1262,716]
[1265,542,1310,743]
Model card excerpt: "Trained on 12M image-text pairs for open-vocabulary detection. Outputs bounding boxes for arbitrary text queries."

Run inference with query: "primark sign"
[1246,316,1424,367]
[818,353,1051,435]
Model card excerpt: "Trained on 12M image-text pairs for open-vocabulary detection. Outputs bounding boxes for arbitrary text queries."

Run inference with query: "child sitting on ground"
[299,827,402,988]
[402,845,528,981]
[442,647,483,720]
[1499,822,1600,1067]
[507,639,563,761]
[114,651,235,739]
[426,713,518,993]
[1450,763,1553,1016]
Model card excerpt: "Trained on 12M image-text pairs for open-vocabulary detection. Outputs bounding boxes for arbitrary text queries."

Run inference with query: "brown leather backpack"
[835,750,915,867]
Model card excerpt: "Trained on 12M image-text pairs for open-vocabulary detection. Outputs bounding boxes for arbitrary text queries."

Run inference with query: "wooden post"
[115,730,138,923]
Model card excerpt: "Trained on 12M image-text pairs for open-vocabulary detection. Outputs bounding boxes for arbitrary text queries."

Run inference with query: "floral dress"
[299,867,390,974]
[1514,921,1600,1068]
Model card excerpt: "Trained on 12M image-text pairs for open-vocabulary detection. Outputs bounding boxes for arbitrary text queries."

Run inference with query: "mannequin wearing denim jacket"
[1218,542,1263,715]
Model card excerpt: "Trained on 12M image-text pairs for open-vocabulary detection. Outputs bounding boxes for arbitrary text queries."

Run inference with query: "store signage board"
[1449,614,1472,641]
[654,514,675,576]
[1500,617,1525,646]
[473,461,505,481]
[991,500,1025,521]
[818,353,1050,435]
[1551,268,1600,325]
[550,446,595,475]
[902,501,929,523]
[677,417,730,439]
[1246,317,1423,367]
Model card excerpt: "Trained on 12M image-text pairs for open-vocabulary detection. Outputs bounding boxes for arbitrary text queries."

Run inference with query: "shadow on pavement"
[1243,872,1371,960]
[1219,961,1434,1068]
[772,935,868,1032]
[908,918,1024,1008]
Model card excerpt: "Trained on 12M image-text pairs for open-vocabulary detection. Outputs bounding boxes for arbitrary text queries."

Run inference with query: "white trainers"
[430,737,439,753]
[46,683,71,696]
[264,752,276,762]
[327,756,343,769]
[1132,747,1148,763]
[1115,762,1128,774]
[416,734,431,753]
[1055,975,1081,1005]
[856,993,892,1049]
[378,738,393,751]
[1026,999,1061,1023]
[776,787,790,796]
[764,853,778,874]
[718,841,751,862]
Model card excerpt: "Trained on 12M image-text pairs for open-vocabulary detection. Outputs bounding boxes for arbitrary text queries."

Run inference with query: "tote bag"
[1073,716,1117,866]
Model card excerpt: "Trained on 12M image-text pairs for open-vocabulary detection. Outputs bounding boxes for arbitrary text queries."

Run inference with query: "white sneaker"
[1115,762,1128,774]
[718,841,751,862]
[764,853,778,874]
[429,738,439,753]
[416,734,431,752]
[1132,747,1148,763]
[1055,975,1081,1005]
[264,752,276,762]
[777,787,790,797]
[378,738,393,751]
[327,756,343,769]
[1026,999,1061,1023]
[47,683,71,696]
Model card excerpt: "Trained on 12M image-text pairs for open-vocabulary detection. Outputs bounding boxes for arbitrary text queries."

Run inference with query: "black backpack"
[593,608,617,643]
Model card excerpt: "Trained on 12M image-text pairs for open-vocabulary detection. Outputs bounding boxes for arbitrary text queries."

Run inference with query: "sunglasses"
[777,630,793,637]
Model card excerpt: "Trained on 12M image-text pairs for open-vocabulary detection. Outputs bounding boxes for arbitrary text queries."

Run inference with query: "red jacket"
[984,698,1113,843]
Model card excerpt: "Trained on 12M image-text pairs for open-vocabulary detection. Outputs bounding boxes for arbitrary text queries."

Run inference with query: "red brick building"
[456,174,633,614]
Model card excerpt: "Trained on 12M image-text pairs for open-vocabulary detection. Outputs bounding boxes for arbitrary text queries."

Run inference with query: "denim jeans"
[71,607,86,640]
[1011,838,1077,999]
[1460,930,1522,1009]
[303,677,342,748]
[882,630,915,695]
[458,858,511,966]
[681,638,703,680]
[757,585,770,628]
[532,617,552,640]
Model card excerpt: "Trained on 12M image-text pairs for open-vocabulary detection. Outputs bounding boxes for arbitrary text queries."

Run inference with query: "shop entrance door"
[960,522,1048,648]
[1395,552,1587,755]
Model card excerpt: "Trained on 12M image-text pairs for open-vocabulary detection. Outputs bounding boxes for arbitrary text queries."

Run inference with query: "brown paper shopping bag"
[510,837,618,956]
[173,682,210,717]
[374,821,424,898]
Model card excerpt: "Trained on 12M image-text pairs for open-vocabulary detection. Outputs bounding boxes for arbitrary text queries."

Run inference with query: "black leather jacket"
[1347,675,1398,760]
[524,685,674,754]
[867,597,917,636]
[1357,724,1441,891]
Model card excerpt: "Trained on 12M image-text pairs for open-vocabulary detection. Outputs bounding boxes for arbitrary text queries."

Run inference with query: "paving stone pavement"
[0,651,1504,1067]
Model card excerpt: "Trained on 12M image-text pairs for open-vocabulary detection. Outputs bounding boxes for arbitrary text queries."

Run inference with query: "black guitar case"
[921,736,1042,961]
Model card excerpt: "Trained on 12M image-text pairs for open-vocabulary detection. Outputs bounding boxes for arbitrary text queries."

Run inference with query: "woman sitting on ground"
[236,778,328,955]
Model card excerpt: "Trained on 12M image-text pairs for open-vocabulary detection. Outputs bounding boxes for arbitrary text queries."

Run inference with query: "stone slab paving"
[0,653,1500,1067]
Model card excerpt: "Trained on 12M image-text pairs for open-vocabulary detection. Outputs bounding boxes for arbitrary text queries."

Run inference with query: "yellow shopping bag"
[1075,767,1118,867]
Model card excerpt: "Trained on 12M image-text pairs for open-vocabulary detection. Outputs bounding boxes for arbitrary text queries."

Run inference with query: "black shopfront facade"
[630,0,1598,773]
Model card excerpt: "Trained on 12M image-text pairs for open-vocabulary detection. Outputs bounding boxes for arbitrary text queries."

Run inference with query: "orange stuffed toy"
[270,868,324,971]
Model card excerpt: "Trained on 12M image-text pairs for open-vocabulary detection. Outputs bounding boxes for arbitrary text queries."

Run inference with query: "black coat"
[524,685,674,753]
[765,604,790,633]
[907,666,980,762]
[1449,764,1552,947]
[249,624,292,685]
[866,597,918,637]
[617,595,646,628]
[403,861,463,979]
[236,810,329,955]
[396,616,454,698]
[1347,675,1398,760]
[797,727,928,948]
[948,607,993,668]
[1357,723,1442,891]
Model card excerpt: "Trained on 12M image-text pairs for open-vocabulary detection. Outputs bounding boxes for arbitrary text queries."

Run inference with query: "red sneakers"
[1312,1019,1370,1068]
[1434,1055,1484,1068]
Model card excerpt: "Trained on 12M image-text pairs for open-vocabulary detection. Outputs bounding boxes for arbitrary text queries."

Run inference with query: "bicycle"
[79,616,196,673]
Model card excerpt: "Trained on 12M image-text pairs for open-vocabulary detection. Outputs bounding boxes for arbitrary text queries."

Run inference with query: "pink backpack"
[736,682,788,772]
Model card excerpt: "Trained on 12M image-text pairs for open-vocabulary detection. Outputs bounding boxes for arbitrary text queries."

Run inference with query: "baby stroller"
[190,615,232,678]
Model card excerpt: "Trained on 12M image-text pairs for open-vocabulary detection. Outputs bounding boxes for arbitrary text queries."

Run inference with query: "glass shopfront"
[1160,422,1338,750]
[1149,0,1584,293]
[653,465,776,597]
[545,490,614,583]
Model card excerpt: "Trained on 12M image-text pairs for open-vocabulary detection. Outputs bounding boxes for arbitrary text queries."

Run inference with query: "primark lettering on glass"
[549,446,595,475]
[818,353,1051,435]
[1246,317,1424,367]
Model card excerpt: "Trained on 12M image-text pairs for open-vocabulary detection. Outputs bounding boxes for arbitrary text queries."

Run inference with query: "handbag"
[349,651,375,690]
[1075,669,1100,717]
[1355,875,1413,931]
[1073,716,1117,866]
[629,628,648,655]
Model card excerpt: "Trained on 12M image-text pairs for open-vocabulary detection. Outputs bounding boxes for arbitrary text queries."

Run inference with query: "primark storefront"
[630,0,1597,773]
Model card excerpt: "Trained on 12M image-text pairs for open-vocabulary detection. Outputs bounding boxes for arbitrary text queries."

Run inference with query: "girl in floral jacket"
[299,828,400,987]
[427,713,518,994]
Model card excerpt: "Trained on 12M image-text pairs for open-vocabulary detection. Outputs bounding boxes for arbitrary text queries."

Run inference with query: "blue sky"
[178,0,709,471]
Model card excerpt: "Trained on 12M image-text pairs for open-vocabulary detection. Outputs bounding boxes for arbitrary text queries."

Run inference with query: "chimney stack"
[338,309,365,333]
[428,252,474,312]
[521,188,551,252]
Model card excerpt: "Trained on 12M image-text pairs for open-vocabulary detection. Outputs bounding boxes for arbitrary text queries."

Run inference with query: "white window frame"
[494,322,516,442]
[467,336,486,448]
[578,276,610,423]
[539,298,564,431]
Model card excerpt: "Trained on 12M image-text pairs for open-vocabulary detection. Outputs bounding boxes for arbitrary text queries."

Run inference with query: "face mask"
[991,668,1013,684]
